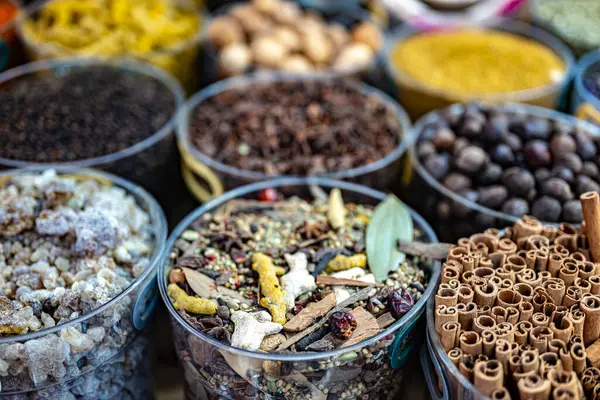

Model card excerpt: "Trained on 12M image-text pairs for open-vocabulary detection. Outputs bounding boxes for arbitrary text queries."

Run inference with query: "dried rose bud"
[389,289,414,319]
[329,311,357,340]
[258,188,278,202]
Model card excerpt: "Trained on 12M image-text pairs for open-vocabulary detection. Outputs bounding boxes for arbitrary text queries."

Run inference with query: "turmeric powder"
[326,254,367,273]
[390,29,565,97]
[168,283,217,315]
[252,253,287,325]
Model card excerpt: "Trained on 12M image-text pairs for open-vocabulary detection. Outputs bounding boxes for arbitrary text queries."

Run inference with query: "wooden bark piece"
[316,276,382,287]
[283,293,336,332]
[376,312,396,329]
[581,192,600,262]
[587,338,600,368]
[341,306,381,348]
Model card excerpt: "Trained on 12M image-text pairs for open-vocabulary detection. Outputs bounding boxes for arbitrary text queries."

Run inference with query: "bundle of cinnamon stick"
[433,192,600,399]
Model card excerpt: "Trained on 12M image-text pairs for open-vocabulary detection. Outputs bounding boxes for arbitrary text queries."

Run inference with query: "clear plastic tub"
[158,177,441,400]
[571,50,600,126]
[16,0,204,91]
[406,102,600,243]
[177,73,414,203]
[384,19,575,119]
[0,57,190,224]
[0,166,167,399]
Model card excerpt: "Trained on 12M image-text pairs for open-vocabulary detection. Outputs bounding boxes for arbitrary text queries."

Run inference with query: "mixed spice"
[433,192,600,399]
[188,79,402,176]
[0,170,158,396]
[166,187,431,399]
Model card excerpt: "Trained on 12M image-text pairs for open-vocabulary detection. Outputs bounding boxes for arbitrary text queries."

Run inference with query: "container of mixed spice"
[0,57,190,224]
[531,0,600,58]
[177,73,412,203]
[407,102,600,242]
[0,0,23,72]
[384,19,574,119]
[571,50,600,128]
[17,0,203,90]
[423,193,600,400]
[0,166,167,398]
[204,0,384,83]
[158,177,440,399]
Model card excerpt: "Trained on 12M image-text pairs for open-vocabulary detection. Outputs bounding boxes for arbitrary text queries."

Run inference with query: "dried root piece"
[281,252,316,310]
[231,311,283,351]
[252,253,287,324]
[325,254,367,273]
[168,284,217,315]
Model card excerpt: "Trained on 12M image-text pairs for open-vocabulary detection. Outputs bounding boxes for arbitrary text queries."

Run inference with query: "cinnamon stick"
[517,374,551,400]
[571,343,587,374]
[457,302,477,331]
[441,321,460,352]
[474,360,504,396]
[581,192,600,262]
[490,387,512,400]
[448,348,463,367]
[587,337,600,368]
[581,295,600,346]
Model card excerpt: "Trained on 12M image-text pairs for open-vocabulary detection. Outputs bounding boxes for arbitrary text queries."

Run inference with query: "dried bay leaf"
[327,188,345,230]
[182,267,218,298]
[366,195,413,283]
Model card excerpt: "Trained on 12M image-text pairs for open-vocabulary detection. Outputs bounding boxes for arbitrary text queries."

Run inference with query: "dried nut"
[329,23,349,48]
[252,0,279,13]
[218,43,252,77]
[303,33,333,64]
[272,26,301,52]
[351,22,383,51]
[251,36,288,67]
[272,1,301,24]
[280,55,313,73]
[208,16,243,48]
[334,43,374,72]
[230,5,271,36]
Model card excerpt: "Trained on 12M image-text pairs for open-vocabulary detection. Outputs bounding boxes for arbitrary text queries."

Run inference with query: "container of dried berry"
[0,57,189,223]
[158,177,440,399]
[422,206,600,399]
[0,166,167,398]
[384,19,574,119]
[177,73,412,203]
[571,50,600,127]
[17,0,203,90]
[407,102,600,243]
[204,0,383,82]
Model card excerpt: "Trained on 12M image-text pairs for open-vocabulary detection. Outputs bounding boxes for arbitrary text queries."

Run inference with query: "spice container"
[531,0,600,58]
[203,0,383,83]
[572,50,600,127]
[385,20,574,119]
[425,204,600,399]
[158,177,440,399]
[178,73,412,203]
[17,0,203,90]
[0,166,167,398]
[408,102,600,242]
[0,58,187,223]
[0,0,22,72]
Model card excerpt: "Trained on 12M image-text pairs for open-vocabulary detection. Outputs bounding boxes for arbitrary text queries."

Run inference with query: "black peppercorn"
[576,175,600,196]
[443,173,472,192]
[478,185,508,209]
[531,196,562,222]
[455,146,488,174]
[502,167,535,197]
[563,200,583,223]
[524,140,551,168]
[549,134,576,157]
[432,127,456,150]
[502,198,529,217]
[540,178,574,202]
[478,163,503,185]
[490,144,515,167]
[424,154,450,180]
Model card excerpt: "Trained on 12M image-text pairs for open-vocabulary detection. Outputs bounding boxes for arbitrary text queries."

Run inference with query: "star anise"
[296,220,328,240]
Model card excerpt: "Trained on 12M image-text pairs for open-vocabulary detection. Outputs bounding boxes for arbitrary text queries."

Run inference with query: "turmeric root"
[325,254,367,273]
[168,283,217,315]
[252,252,287,325]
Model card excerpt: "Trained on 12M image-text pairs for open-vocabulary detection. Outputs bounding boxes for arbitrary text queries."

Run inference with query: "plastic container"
[406,102,600,243]
[0,57,190,224]
[0,166,167,399]
[421,280,487,400]
[177,73,414,203]
[158,177,441,400]
[16,0,204,91]
[571,50,600,126]
[384,19,575,119]
[0,0,23,72]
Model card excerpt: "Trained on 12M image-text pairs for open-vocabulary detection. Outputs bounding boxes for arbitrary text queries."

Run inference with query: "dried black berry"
[504,133,523,152]
[453,190,479,218]
[523,118,551,140]
[424,154,450,180]
[443,173,472,192]
[540,178,574,202]
[535,168,552,183]
[459,117,484,138]
[329,311,357,340]
[524,140,551,168]
[478,163,503,185]
[453,137,470,155]
[490,144,515,166]
[557,153,583,173]
[575,131,597,161]
[563,200,583,223]
[531,196,562,222]
[478,185,509,209]
[432,127,456,150]
[502,198,529,217]
[417,142,437,160]
[437,201,452,220]
[455,146,488,174]
[502,167,535,197]
[483,114,509,142]
[583,162,599,179]
[576,175,600,196]
[550,166,575,184]
[549,135,576,157]
[389,289,414,319]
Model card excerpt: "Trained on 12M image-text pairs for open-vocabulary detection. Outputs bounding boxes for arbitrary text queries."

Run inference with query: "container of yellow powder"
[385,20,574,119]
[17,0,203,91]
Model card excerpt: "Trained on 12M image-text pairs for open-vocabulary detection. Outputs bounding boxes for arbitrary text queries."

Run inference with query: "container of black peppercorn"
[572,50,600,127]
[177,72,413,204]
[0,57,192,225]
[406,102,600,243]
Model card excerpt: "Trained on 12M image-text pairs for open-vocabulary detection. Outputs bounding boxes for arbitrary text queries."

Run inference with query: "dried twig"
[397,239,454,260]
[297,233,332,248]
[316,276,384,287]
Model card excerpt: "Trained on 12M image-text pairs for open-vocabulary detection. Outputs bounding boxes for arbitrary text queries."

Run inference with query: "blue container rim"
[574,50,600,112]
[158,176,441,361]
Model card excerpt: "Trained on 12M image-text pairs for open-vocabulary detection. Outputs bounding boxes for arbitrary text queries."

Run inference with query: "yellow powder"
[391,29,566,97]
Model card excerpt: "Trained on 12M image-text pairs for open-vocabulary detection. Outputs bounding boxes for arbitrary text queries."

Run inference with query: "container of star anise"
[158,176,440,400]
